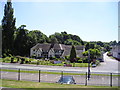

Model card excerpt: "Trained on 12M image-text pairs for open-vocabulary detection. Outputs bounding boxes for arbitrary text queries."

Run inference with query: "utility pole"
[88,50,91,80]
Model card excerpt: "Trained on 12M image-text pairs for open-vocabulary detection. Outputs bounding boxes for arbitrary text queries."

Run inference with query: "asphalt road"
[1,53,119,86]
[1,71,119,86]
[1,52,119,73]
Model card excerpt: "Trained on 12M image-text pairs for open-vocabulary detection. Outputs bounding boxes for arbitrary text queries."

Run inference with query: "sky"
[0,0,118,42]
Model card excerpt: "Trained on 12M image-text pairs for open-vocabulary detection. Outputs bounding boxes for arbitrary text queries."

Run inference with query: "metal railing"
[1,67,119,87]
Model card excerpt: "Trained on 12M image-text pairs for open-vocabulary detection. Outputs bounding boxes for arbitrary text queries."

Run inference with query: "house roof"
[62,45,84,57]
[53,44,65,50]
[31,43,85,56]
[32,43,51,52]
[75,45,85,50]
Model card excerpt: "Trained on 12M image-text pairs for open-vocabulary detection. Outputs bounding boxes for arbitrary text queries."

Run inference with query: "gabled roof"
[31,43,85,56]
[75,45,85,50]
[31,43,51,52]
[53,44,65,50]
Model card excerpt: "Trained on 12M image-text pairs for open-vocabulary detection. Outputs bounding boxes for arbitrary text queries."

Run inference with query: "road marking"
[31,74,34,75]
[2,72,8,74]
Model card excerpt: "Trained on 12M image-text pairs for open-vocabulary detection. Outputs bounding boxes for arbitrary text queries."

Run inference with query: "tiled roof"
[31,43,85,56]
[75,45,85,50]
[32,43,51,52]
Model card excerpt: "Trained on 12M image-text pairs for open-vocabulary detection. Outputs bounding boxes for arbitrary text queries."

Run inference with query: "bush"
[65,56,70,60]
[107,52,112,56]
[77,59,83,63]
[95,60,100,66]
[3,57,11,62]
[83,58,88,63]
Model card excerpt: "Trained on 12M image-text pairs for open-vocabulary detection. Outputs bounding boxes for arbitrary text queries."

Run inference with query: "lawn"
[1,56,90,67]
[1,79,119,89]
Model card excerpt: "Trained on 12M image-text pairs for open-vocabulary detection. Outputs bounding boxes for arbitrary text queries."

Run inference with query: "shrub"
[95,60,100,66]
[83,58,88,63]
[3,57,11,62]
[65,56,70,60]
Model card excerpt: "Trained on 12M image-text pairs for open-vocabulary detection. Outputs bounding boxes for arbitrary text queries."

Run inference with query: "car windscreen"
[59,77,72,83]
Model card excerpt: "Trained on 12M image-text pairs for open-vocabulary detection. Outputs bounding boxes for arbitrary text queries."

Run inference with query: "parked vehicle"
[57,76,76,84]
[92,64,96,67]
[97,58,104,62]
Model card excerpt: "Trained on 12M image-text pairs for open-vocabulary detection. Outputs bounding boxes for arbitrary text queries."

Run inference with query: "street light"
[88,50,91,80]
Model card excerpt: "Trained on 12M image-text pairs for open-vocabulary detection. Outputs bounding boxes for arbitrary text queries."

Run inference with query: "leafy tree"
[2,0,16,55]
[69,45,76,63]
[118,41,120,45]
[96,41,104,47]
[28,30,49,44]
[109,40,117,46]
[49,31,84,45]
[64,39,81,45]
[85,42,89,51]
[83,49,101,62]
[51,37,58,45]
[94,45,101,50]
[104,44,111,52]
[89,43,95,49]
[14,25,29,56]
[0,25,2,57]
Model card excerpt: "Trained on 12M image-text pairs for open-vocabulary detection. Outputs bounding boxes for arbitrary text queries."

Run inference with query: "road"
[1,52,119,86]
[91,52,119,73]
[1,53,119,73]
[1,71,119,86]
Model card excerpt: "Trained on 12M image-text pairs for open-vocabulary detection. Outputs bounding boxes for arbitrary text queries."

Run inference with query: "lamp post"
[88,50,91,80]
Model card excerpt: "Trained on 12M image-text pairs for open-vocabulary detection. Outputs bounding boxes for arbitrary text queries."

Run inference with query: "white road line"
[2,72,8,74]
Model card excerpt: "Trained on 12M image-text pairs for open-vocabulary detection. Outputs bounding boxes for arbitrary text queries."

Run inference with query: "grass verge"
[1,79,119,89]
[1,69,120,76]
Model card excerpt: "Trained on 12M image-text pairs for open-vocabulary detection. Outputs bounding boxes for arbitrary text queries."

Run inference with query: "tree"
[2,0,16,55]
[83,49,101,62]
[118,41,120,45]
[0,26,2,57]
[109,40,117,46]
[89,43,95,49]
[85,42,90,51]
[69,45,76,63]
[28,30,49,44]
[96,41,104,47]
[104,44,111,52]
[14,25,28,56]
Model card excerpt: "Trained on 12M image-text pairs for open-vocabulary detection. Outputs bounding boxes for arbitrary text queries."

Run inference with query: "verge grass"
[1,79,118,89]
[1,69,120,76]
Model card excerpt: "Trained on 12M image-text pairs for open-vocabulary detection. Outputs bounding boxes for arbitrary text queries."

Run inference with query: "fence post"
[18,69,20,81]
[85,72,87,86]
[61,71,63,77]
[0,68,1,79]
[61,71,63,82]
[39,70,41,82]
[110,73,112,87]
